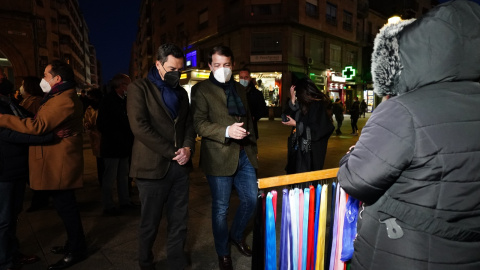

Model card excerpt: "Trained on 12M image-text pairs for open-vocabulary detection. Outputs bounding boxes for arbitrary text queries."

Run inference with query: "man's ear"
[55,75,63,83]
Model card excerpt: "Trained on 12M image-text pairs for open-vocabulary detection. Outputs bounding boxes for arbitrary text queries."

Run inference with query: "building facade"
[131,0,438,114]
[0,0,99,91]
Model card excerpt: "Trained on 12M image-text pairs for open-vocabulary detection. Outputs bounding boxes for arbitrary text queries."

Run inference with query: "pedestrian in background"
[338,1,480,269]
[192,45,258,270]
[360,99,367,118]
[97,73,134,216]
[239,68,267,139]
[349,96,360,135]
[127,43,195,270]
[0,60,87,270]
[332,98,344,135]
[84,88,103,185]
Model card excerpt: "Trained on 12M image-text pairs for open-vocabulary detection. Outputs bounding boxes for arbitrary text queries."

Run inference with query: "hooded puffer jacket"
[337,1,480,269]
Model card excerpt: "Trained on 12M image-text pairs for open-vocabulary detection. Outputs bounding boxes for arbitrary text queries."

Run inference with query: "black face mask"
[164,71,180,88]
[162,64,180,88]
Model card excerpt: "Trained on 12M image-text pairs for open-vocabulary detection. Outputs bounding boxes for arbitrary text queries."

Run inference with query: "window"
[343,10,353,31]
[292,34,304,58]
[159,11,166,25]
[53,41,59,57]
[306,0,318,18]
[36,18,47,47]
[39,56,48,72]
[251,32,282,54]
[176,0,184,13]
[329,44,341,66]
[251,4,281,15]
[198,8,208,30]
[161,33,167,44]
[346,51,356,66]
[326,2,337,26]
[310,38,324,64]
[177,23,185,41]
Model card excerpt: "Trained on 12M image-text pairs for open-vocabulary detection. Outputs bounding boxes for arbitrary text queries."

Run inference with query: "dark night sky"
[79,0,140,85]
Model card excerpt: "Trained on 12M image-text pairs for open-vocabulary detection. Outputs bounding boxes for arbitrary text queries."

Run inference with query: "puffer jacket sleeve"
[337,99,415,204]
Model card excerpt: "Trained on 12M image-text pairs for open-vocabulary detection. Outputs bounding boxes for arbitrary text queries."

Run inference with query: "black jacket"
[97,90,134,158]
[338,1,480,269]
[0,97,53,182]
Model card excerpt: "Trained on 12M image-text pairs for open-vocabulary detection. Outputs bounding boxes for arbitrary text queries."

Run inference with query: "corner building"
[0,0,99,91]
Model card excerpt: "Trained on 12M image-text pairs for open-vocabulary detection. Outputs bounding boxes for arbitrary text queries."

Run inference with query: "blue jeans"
[206,150,258,256]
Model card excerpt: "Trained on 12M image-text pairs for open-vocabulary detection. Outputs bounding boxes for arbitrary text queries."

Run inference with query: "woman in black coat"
[282,78,334,174]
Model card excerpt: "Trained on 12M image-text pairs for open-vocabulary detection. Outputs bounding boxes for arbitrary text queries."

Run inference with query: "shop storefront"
[327,71,346,103]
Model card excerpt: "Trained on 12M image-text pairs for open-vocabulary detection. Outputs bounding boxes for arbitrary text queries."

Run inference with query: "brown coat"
[0,89,84,190]
[19,94,43,115]
[127,79,195,180]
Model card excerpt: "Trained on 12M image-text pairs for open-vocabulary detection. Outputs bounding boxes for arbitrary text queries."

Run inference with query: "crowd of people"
[0,45,365,270]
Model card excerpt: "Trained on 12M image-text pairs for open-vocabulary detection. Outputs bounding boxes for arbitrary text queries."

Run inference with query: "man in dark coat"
[97,74,134,215]
[239,68,267,139]
[332,98,344,135]
[338,1,480,269]
[349,96,360,135]
[127,43,195,270]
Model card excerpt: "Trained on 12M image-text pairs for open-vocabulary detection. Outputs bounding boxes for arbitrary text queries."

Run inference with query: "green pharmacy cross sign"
[342,66,356,80]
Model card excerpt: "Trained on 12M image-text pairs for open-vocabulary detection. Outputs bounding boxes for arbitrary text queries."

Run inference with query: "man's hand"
[228,122,249,139]
[172,147,191,165]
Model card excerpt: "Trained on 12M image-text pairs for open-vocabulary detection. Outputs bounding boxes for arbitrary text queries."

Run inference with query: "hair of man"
[156,43,185,65]
[208,45,235,65]
[49,60,75,83]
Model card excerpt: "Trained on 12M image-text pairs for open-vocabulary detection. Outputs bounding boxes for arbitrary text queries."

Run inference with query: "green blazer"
[192,79,258,176]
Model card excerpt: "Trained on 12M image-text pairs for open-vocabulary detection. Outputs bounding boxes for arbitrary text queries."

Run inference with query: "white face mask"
[39,78,52,93]
[239,79,249,87]
[19,85,25,95]
[213,67,232,83]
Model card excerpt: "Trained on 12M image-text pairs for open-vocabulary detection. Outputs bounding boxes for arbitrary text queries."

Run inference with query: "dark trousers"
[50,190,86,254]
[136,162,189,269]
[0,179,26,270]
[351,116,359,133]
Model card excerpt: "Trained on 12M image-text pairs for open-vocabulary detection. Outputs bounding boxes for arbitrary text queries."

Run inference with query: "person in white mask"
[192,46,258,270]
[239,68,267,139]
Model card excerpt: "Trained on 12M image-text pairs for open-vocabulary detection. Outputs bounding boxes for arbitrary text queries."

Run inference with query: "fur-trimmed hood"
[371,0,480,97]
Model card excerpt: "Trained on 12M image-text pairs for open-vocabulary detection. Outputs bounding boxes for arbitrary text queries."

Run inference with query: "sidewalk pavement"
[17,114,370,270]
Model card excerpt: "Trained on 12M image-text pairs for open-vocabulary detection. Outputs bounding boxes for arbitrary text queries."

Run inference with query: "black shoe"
[120,202,140,210]
[47,252,86,270]
[229,237,252,257]
[102,207,121,216]
[218,255,233,270]
[14,253,40,265]
[50,246,67,255]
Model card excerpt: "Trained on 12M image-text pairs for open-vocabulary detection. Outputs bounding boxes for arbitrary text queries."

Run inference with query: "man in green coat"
[192,45,258,270]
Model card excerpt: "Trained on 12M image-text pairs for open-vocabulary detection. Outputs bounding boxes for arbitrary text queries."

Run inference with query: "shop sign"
[342,66,356,80]
[250,54,282,63]
[331,74,346,82]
